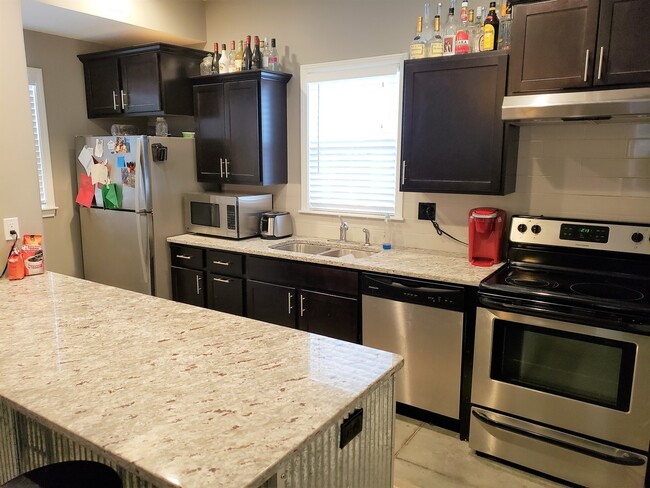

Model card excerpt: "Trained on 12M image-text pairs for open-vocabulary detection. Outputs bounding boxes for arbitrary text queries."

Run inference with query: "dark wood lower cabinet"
[298,289,359,343]
[246,280,296,328]
[171,266,205,307]
[208,274,244,316]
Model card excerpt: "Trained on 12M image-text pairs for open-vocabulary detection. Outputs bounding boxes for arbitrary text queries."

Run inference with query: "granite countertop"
[0,273,402,488]
[167,234,500,286]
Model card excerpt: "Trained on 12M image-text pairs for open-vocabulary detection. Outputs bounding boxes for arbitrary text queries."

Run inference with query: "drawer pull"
[213,260,231,266]
[213,277,230,284]
[176,254,192,260]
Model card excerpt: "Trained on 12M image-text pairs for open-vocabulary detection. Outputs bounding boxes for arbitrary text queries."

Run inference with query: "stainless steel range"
[470,215,650,488]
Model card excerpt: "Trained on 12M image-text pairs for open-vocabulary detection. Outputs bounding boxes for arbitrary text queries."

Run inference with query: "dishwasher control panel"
[361,273,465,312]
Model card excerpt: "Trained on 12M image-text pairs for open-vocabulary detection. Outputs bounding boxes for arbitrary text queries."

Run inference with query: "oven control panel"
[510,216,650,254]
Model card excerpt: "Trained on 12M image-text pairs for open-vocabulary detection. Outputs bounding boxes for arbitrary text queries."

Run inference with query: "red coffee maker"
[468,208,506,266]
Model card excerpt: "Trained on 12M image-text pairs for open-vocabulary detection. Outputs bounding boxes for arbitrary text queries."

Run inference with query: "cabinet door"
[171,267,206,307]
[246,280,296,328]
[593,0,650,86]
[208,274,244,316]
[120,51,162,114]
[401,54,516,195]
[508,0,600,94]
[298,290,359,344]
[194,83,228,181]
[224,80,261,184]
[82,57,121,117]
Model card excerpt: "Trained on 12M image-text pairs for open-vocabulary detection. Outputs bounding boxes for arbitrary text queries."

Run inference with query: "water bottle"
[155,117,168,137]
[382,214,392,250]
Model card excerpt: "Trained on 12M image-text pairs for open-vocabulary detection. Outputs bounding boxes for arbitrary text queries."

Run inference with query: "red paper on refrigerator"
[76,173,95,207]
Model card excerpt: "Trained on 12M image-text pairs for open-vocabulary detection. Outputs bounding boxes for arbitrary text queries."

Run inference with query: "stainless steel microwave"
[184,192,272,239]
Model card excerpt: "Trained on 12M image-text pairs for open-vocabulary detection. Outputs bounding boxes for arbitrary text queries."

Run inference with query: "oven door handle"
[472,408,646,467]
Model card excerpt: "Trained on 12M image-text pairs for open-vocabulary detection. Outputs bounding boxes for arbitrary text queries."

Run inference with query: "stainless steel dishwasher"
[362,273,465,420]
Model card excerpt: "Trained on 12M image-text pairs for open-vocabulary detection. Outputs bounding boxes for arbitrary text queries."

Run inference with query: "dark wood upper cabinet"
[192,70,292,185]
[508,0,650,94]
[400,52,518,195]
[78,43,207,118]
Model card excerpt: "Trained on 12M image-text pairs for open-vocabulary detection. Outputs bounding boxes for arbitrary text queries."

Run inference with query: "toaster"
[260,211,293,239]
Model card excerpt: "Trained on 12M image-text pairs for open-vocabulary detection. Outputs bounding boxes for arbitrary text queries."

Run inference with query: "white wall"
[207,0,650,253]
[0,0,43,266]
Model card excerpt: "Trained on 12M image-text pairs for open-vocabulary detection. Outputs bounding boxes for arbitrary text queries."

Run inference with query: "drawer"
[208,274,244,316]
[170,245,204,270]
[206,250,244,277]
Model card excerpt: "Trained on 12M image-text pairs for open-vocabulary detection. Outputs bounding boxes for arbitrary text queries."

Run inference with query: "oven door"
[472,307,650,451]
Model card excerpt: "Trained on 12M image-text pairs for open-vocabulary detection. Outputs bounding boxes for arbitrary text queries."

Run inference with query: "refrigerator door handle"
[135,213,151,288]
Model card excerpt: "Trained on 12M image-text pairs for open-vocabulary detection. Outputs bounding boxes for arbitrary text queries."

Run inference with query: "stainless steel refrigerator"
[75,135,212,299]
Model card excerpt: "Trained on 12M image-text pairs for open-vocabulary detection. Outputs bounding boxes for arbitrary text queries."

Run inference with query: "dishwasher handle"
[362,273,465,311]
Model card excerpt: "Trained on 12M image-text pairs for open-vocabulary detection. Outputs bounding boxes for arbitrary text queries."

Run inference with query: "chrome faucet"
[339,218,349,242]
[362,228,370,246]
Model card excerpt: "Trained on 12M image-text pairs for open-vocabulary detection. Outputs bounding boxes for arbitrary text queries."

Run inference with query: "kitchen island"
[0,273,402,488]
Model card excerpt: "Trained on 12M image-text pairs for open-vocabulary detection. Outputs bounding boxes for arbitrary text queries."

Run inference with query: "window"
[27,67,57,218]
[300,54,406,219]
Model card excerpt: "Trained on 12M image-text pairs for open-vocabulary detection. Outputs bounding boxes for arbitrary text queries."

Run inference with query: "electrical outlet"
[418,203,436,221]
[3,217,20,241]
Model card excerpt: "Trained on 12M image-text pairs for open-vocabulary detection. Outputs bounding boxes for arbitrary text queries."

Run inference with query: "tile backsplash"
[271,122,650,254]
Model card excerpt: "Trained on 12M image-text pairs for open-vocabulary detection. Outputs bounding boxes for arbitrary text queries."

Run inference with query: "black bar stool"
[1,461,121,488]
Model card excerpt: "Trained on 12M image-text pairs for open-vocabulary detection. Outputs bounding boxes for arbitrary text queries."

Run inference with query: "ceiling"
[20,0,206,48]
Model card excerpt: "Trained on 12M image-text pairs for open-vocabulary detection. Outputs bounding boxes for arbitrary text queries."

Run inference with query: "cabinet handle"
[225,159,230,179]
[219,158,224,178]
[583,49,590,82]
[597,46,604,80]
[120,89,127,109]
[195,275,202,294]
[288,292,294,315]
[175,254,192,260]
[300,294,306,317]
[112,91,118,110]
[401,160,406,186]
[212,260,230,266]
[213,277,230,284]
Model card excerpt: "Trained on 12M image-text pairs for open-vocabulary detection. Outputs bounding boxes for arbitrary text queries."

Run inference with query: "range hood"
[502,87,650,123]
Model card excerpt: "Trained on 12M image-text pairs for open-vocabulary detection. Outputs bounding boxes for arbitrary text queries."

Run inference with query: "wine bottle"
[251,36,262,69]
[228,40,237,73]
[268,38,280,71]
[234,40,244,72]
[409,16,426,59]
[242,35,252,70]
[218,43,228,73]
[483,1,500,51]
[212,42,219,73]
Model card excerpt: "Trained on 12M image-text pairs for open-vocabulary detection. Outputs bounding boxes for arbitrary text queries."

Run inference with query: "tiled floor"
[393,415,567,488]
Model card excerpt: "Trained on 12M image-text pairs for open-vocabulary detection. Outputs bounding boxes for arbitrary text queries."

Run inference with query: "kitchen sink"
[270,241,379,259]
[270,242,332,254]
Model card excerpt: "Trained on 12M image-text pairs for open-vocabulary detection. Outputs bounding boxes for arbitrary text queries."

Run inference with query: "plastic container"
[382,214,392,250]
[200,54,214,75]
[155,117,168,137]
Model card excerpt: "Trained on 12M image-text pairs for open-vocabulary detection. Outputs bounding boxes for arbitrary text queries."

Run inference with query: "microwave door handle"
[268,217,274,236]
[472,408,646,467]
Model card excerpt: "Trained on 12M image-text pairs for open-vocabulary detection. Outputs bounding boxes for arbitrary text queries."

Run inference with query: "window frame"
[27,67,57,218]
[299,53,406,220]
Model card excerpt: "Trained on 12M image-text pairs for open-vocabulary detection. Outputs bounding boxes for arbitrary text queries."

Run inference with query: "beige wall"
[207,0,650,253]
[0,0,43,266]
[23,31,113,277]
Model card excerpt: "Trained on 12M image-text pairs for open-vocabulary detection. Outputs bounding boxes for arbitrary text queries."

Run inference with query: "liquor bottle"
[443,0,457,56]
[228,40,237,73]
[455,0,470,54]
[251,36,262,69]
[409,16,426,59]
[422,3,433,44]
[261,38,270,69]
[218,43,228,73]
[498,1,512,51]
[483,1,500,51]
[234,40,244,71]
[212,42,219,73]
[242,35,253,70]
[469,6,484,52]
[428,3,444,57]
[268,38,280,71]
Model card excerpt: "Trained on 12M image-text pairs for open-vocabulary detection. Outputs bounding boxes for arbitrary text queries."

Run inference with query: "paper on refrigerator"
[77,146,93,175]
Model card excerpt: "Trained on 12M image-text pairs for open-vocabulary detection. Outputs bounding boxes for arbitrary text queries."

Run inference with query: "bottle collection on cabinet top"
[410,0,511,59]
[201,36,282,74]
